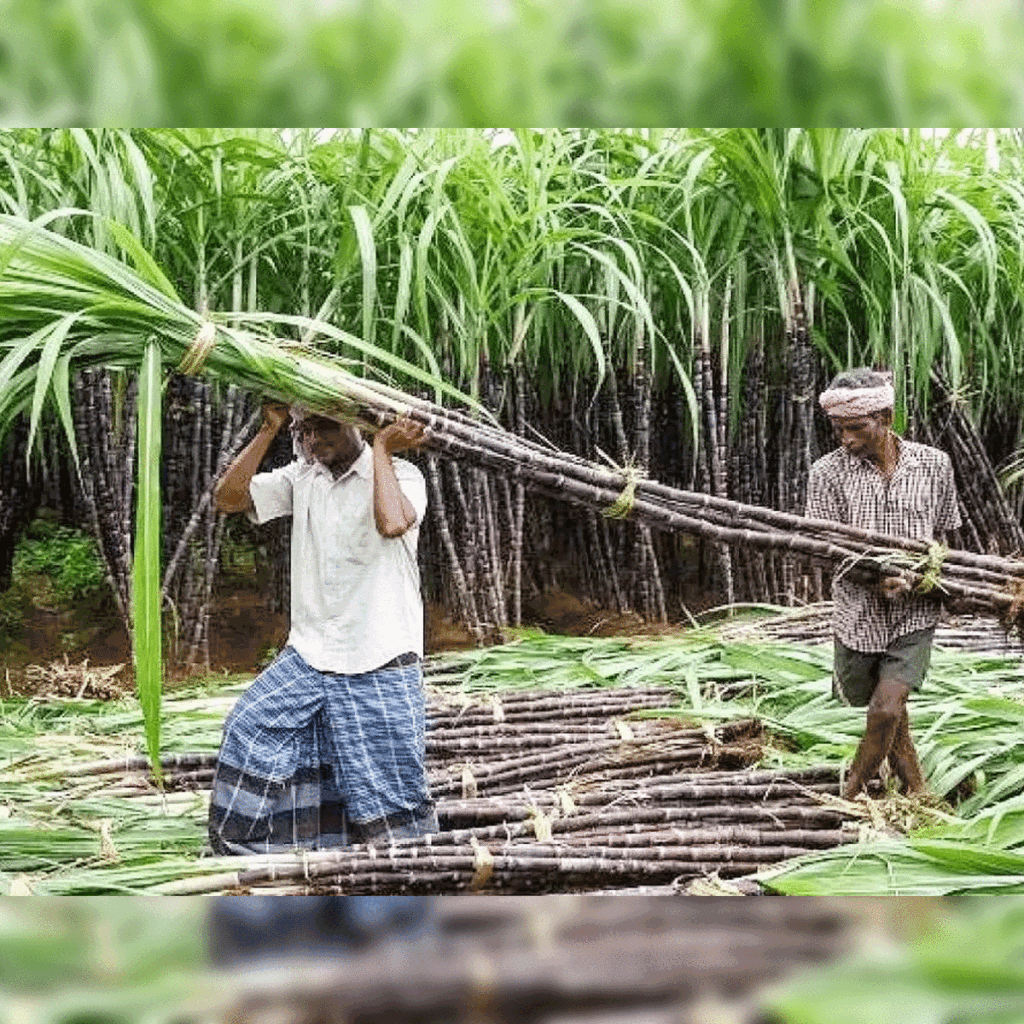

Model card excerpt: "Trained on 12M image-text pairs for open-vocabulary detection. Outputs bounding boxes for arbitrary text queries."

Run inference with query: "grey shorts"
[833,627,935,707]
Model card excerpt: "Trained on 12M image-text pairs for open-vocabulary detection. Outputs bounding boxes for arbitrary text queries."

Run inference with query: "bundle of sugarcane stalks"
[717,605,1023,653]
[66,686,859,895]
[356,391,1024,625]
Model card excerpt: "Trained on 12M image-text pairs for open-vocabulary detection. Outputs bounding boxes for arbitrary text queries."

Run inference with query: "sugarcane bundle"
[154,826,857,896]
[717,605,1021,653]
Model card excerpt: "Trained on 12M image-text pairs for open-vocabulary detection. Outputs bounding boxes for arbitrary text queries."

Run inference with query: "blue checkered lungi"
[208,647,437,855]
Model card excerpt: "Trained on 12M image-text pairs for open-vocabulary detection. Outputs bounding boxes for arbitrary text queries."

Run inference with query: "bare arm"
[214,403,289,514]
[372,416,427,537]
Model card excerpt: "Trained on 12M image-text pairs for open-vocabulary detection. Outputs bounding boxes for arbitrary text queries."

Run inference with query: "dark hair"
[827,367,893,391]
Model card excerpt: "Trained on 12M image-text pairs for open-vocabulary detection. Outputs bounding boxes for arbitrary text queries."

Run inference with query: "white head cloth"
[818,384,894,418]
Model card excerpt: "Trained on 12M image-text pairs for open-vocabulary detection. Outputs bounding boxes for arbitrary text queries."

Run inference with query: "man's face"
[292,415,363,472]
[829,411,890,461]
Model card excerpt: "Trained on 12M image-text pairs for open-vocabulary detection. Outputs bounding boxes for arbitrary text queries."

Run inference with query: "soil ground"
[0,573,714,697]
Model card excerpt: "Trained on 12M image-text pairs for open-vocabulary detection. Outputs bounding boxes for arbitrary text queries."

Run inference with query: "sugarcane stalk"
[425,455,482,641]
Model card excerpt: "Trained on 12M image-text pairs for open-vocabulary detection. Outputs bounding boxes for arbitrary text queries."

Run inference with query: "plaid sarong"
[208,647,437,855]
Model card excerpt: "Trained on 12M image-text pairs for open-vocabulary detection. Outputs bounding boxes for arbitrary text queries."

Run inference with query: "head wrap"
[818,383,894,418]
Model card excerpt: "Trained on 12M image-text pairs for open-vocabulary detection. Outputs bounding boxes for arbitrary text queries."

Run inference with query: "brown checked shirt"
[805,438,962,653]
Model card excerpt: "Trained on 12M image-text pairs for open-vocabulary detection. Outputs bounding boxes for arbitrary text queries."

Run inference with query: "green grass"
[13,523,107,605]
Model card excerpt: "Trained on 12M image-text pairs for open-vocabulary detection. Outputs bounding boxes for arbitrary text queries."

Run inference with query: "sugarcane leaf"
[26,311,83,459]
[0,325,49,397]
[909,839,1024,874]
[348,204,377,350]
[233,312,484,418]
[392,234,414,350]
[550,290,606,395]
[962,696,1024,721]
[133,339,163,783]
[104,219,180,302]
[720,646,828,682]
[49,352,80,470]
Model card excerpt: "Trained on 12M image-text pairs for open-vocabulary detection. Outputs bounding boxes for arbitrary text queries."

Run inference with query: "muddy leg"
[844,680,910,799]
[887,706,926,795]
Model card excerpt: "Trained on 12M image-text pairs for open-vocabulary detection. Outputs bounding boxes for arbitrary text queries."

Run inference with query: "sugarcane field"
[6,127,1024,909]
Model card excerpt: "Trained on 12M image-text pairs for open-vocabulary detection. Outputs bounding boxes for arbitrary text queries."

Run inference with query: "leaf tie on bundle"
[603,464,642,519]
[914,542,948,594]
[178,322,217,376]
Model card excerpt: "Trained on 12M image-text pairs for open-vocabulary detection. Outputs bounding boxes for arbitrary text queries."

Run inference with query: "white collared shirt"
[248,444,428,674]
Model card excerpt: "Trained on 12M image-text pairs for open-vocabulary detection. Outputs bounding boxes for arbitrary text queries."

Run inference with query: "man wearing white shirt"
[207,402,438,854]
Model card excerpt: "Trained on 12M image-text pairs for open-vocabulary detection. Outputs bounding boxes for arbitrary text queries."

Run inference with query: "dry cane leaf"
[556,786,577,816]
[99,819,120,862]
[469,837,494,891]
[461,764,478,799]
[490,695,506,723]
[529,806,555,842]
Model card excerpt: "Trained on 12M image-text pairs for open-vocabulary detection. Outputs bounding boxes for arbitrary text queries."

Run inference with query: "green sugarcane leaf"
[551,290,606,394]
[392,234,414,350]
[909,840,1024,875]
[720,645,829,682]
[105,219,181,301]
[133,339,163,783]
[0,325,49,397]
[27,311,83,460]
[348,205,377,350]
[48,352,79,470]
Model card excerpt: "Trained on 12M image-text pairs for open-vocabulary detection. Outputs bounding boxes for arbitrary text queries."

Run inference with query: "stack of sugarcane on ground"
[61,686,859,895]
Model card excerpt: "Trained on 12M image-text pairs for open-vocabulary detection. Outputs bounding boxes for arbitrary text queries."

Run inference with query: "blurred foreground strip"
[4,897,1021,1024]
[210,896,862,1024]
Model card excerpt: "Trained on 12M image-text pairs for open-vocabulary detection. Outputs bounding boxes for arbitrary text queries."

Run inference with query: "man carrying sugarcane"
[806,368,961,800]
[206,401,438,853]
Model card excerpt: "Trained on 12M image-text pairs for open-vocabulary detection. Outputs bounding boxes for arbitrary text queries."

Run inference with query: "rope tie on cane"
[178,321,217,375]
[469,836,494,890]
[603,464,642,519]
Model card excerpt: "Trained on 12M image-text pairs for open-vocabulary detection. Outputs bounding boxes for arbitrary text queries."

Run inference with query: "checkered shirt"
[805,438,962,653]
